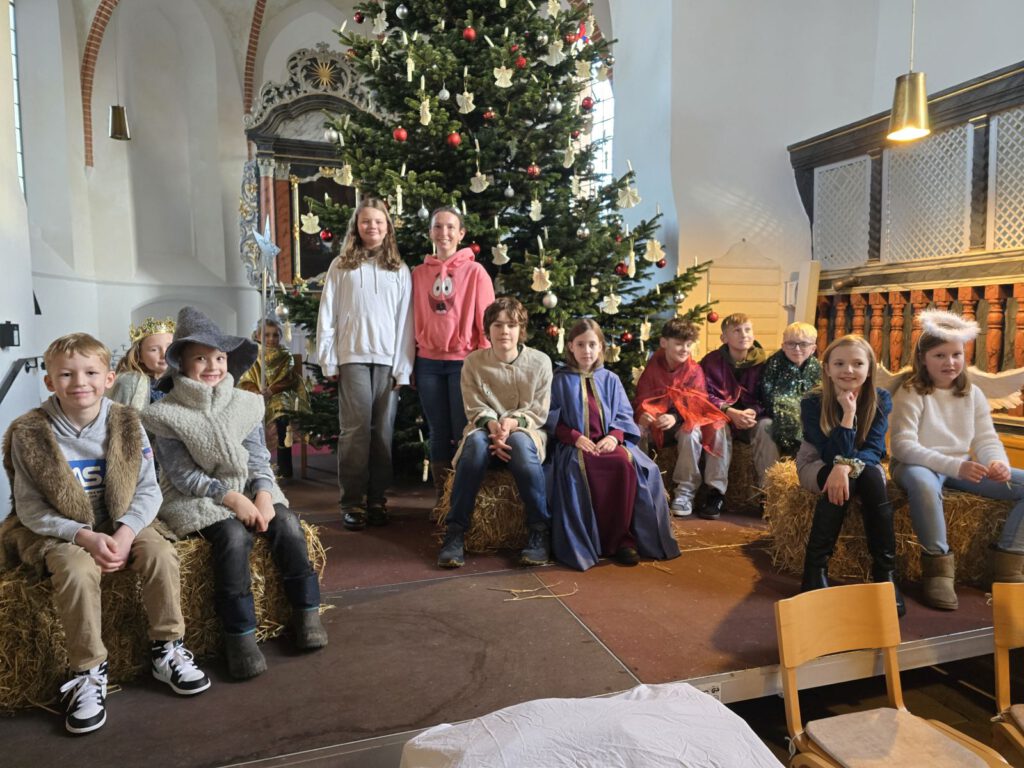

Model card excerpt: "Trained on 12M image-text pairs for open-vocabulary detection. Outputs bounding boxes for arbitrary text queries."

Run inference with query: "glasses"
[783,342,815,350]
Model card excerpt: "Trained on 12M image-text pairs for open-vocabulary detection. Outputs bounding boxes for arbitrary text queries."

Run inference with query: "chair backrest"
[775,583,904,740]
[992,582,1024,713]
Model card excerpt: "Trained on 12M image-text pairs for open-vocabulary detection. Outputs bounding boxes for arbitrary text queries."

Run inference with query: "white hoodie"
[316,254,415,383]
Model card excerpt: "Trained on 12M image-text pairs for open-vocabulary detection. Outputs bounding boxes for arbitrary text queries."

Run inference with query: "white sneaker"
[152,639,211,695]
[61,661,108,734]
[670,491,693,517]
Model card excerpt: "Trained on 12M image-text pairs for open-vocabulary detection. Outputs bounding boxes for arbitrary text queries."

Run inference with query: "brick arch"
[243,0,268,114]
[80,0,122,167]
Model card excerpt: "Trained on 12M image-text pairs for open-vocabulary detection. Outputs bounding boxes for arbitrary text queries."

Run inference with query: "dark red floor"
[0,463,999,767]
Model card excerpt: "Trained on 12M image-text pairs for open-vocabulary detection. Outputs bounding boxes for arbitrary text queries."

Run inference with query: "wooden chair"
[775,583,1008,767]
[993,582,1024,767]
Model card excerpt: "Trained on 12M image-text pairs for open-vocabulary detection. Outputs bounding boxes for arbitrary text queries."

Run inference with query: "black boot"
[863,501,906,617]
[800,496,847,593]
[277,445,293,478]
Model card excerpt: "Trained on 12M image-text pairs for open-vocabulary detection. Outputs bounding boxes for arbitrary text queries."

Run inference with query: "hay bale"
[0,522,325,712]
[762,462,1009,585]
[435,470,528,553]
[651,438,760,512]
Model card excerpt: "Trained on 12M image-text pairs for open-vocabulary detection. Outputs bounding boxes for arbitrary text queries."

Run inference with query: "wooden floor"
[0,453,1017,767]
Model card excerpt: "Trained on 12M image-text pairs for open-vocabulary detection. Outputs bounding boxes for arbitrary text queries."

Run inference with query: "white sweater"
[316,255,415,383]
[890,383,1007,477]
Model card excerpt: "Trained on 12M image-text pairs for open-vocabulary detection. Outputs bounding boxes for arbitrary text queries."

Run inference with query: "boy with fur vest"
[142,307,326,680]
[1,333,209,736]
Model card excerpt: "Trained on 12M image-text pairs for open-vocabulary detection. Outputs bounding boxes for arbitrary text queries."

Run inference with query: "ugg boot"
[920,552,958,610]
[800,497,847,592]
[430,460,451,517]
[293,608,328,650]
[991,547,1024,584]
[863,502,906,617]
[224,632,267,680]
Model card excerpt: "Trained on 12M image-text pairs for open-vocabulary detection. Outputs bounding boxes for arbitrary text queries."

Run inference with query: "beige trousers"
[45,525,185,671]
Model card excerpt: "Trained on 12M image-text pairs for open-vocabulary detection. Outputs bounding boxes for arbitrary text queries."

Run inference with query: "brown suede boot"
[991,547,1024,584]
[920,552,958,610]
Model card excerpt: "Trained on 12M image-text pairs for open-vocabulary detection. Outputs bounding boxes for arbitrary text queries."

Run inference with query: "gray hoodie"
[11,396,161,541]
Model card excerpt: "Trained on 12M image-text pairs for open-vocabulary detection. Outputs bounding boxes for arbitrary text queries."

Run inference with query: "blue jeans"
[415,357,467,463]
[199,506,320,634]
[892,462,1024,555]
[447,430,550,532]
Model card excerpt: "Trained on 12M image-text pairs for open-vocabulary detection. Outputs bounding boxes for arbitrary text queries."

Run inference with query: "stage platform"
[0,460,1000,767]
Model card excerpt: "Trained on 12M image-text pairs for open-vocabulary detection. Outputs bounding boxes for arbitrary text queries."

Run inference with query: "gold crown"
[129,317,176,343]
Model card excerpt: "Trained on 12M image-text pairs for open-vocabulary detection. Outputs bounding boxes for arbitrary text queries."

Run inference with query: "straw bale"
[0,522,325,712]
[762,462,1009,585]
[651,439,760,511]
[436,470,528,553]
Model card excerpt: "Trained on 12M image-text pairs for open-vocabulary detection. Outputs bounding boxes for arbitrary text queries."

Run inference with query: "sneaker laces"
[60,668,105,710]
[156,642,204,681]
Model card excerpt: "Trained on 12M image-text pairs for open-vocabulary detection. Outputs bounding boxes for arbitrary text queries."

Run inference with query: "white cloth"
[315,255,415,383]
[890,384,1007,477]
[400,682,783,768]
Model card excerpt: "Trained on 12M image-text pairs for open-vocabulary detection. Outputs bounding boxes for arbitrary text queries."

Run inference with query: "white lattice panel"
[812,156,871,269]
[881,125,972,263]
[990,106,1024,250]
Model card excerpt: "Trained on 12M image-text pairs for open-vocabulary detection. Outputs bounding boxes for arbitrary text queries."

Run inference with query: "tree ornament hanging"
[606,343,621,363]
[536,32,549,46]
[590,276,600,294]
[531,267,552,292]
[491,243,510,265]
[581,96,595,112]
[526,163,541,179]
[571,129,581,139]
[354,11,364,23]
[437,84,450,100]
[395,4,409,20]
[644,238,665,263]
[621,331,634,344]
[548,97,563,115]
[657,258,667,269]
[614,262,627,276]
[542,291,558,309]
[320,228,334,243]
[707,311,720,323]
[546,323,560,338]
[483,108,496,121]
[469,242,481,255]
[372,10,389,35]
[324,127,340,143]
[470,169,490,193]
[542,40,566,67]
[575,59,592,81]
[599,292,622,315]
[417,202,430,220]
[300,212,321,234]
[504,183,515,198]
[564,32,578,44]
[547,0,560,17]
[562,142,577,169]
[456,89,476,113]
[576,224,590,240]
[392,125,408,142]
[557,326,566,353]
[673,291,688,304]
[493,65,514,88]
[463,26,477,42]
[627,247,637,278]
[617,184,641,209]
[446,131,462,148]
[338,163,353,186]
[515,55,528,70]
[419,98,432,126]
[529,199,543,221]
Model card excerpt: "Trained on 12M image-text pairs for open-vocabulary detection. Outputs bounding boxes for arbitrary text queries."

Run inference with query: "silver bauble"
[536,32,549,46]
[437,86,450,101]
[548,98,562,115]
[417,203,430,220]
[605,55,615,66]
[504,183,515,199]
[576,224,590,240]
[274,303,289,319]
[542,291,558,309]
[673,292,687,304]
[324,127,340,143]
[395,4,409,19]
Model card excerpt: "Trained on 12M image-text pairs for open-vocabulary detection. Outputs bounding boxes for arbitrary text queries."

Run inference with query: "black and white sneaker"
[151,639,211,695]
[60,661,108,735]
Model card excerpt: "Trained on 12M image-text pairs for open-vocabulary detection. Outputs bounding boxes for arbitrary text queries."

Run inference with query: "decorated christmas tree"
[283,0,715,469]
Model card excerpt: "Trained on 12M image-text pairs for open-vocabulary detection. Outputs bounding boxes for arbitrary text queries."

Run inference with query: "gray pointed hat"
[164,306,258,381]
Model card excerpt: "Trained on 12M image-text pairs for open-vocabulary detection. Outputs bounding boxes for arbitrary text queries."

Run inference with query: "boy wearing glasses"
[756,322,822,484]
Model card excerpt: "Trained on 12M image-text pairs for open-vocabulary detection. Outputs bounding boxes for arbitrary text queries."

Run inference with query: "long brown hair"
[335,197,402,271]
[817,335,877,447]
[564,318,605,370]
[903,332,969,398]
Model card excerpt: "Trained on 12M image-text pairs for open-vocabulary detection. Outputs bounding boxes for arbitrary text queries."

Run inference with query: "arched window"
[8,0,24,195]
[588,69,613,182]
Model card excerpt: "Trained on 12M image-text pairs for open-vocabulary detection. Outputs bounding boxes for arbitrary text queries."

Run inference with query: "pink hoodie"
[412,247,495,360]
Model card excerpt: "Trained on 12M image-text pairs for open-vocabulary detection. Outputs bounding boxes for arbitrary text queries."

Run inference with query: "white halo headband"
[918,309,979,344]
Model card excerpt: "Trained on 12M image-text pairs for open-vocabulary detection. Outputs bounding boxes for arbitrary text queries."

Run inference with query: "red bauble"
[446,131,462,147]
[345,48,358,59]
[392,126,408,142]
[656,258,667,268]
[621,331,634,344]
[614,234,623,243]
[320,229,334,242]
[462,26,477,42]
[526,163,541,178]
[581,96,595,111]
[546,324,560,338]
[707,311,720,323]
[469,242,481,255]
[510,44,520,52]
[614,262,627,276]
[571,129,581,139]
[483,109,496,121]
[354,11,364,23]
[564,32,578,44]
[515,55,528,70]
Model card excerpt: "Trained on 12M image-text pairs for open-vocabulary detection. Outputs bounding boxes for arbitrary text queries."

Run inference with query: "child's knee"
[47,544,100,587]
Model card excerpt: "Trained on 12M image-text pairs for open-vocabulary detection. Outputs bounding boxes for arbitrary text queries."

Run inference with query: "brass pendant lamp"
[887,0,930,142]
[108,8,130,140]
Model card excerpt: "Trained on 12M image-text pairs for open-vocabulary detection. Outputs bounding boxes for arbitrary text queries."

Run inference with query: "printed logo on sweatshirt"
[431,274,455,313]
[68,458,106,502]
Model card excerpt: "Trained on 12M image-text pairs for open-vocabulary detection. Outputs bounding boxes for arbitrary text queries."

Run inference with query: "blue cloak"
[545,366,681,571]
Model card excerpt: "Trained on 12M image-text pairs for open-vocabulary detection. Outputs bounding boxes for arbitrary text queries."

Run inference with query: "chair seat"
[1009,703,1024,733]
[805,707,988,767]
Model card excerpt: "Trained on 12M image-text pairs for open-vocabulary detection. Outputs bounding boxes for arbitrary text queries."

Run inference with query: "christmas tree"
[284,0,715,468]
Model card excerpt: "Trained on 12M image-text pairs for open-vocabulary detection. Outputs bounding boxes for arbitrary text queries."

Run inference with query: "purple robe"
[545,366,681,571]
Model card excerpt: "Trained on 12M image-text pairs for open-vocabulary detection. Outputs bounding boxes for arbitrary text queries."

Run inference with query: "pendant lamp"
[887,0,929,142]
[108,9,130,141]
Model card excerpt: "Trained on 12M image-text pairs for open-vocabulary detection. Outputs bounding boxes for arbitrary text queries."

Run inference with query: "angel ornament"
[644,238,665,263]
[300,212,321,235]
[599,292,622,315]
[469,170,490,193]
[419,98,432,126]
[531,267,551,292]
[338,164,354,187]
[493,65,514,89]
[617,183,641,209]
[456,90,476,114]
[575,59,592,81]
[372,10,388,35]
[542,41,566,67]
[491,243,510,266]
[529,199,543,222]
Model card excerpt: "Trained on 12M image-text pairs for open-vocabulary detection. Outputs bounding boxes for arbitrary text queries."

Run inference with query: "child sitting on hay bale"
[891,309,1024,611]
[437,297,552,569]
[796,335,902,616]
[633,319,728,519]
[547,319,680,570]
[757,322,822,484]
[108,316,175,410]
[143,307,326,681]
[1,333,210,735]
[699,313,770,519]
